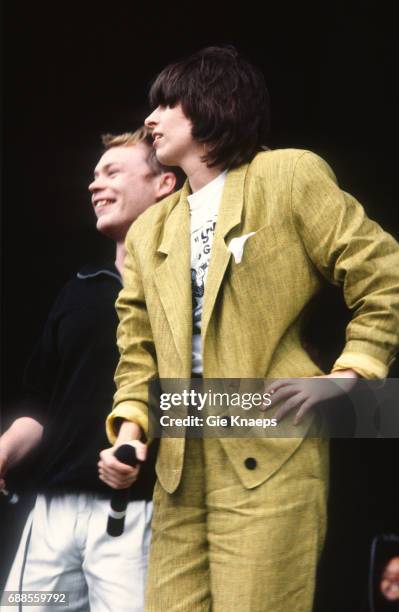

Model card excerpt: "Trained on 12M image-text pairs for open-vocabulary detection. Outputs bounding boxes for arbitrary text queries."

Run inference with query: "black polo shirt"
[22,263,156,500]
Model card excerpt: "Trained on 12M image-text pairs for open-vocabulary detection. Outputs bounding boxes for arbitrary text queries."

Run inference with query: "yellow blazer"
[107,149,399,493]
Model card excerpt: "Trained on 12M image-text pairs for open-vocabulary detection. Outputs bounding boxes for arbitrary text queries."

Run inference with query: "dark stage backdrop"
[1,2,398,610]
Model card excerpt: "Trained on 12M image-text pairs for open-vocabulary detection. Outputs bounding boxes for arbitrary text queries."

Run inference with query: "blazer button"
[244,457,257,470]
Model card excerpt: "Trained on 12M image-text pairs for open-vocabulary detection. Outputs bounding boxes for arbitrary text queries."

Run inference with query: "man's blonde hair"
[101,126,162,175]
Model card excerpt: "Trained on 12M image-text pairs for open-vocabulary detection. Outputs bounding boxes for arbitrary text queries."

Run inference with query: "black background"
[1,1,398,609]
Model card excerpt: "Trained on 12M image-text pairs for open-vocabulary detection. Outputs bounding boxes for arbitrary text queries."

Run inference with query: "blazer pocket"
[230,224,279,274]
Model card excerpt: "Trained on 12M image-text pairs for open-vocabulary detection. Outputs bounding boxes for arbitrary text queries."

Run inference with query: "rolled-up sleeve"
[291,151,399,378]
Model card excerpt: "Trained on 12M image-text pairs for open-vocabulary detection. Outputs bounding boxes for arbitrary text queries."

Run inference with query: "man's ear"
[155,172,176,201]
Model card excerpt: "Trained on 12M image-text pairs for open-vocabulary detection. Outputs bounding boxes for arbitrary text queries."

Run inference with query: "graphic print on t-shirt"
[188,169,227,373]
[191,219,217,335]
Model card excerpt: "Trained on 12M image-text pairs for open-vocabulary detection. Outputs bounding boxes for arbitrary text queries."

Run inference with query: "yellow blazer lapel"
[201,162,249,341]
[154,182,192,375]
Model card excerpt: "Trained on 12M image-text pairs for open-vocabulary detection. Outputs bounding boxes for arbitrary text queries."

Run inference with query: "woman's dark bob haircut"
[149,46,271,169]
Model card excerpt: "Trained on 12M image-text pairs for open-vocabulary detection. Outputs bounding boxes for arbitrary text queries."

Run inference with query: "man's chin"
[96,218,116,237]
[96,218,126,242]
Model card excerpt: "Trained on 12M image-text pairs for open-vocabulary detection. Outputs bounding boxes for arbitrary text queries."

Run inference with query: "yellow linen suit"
[107,149,399,611]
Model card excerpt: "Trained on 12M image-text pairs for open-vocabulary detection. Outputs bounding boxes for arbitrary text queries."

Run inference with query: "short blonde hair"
[101,126,162,174]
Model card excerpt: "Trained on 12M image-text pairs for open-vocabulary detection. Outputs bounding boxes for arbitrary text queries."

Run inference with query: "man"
[100,47,399,611]
[0,127,177,611]
[380,556,399,604]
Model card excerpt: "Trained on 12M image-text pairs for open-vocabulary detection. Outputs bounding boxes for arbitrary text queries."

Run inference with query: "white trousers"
[2,493,152,612]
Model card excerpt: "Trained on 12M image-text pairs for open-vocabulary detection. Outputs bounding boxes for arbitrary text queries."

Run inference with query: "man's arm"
[0,417,43,489]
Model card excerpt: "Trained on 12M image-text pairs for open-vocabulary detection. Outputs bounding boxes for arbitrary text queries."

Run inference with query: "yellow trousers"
[146,437,328,612]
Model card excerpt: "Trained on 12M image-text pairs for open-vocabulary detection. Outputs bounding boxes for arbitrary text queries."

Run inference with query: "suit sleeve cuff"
[332,351,389,379]
[106,402,149,444]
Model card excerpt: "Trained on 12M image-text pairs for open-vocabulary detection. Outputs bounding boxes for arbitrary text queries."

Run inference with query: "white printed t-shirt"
[188,170,227,374]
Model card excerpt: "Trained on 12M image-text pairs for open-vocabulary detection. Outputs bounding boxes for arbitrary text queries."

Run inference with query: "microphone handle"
[106,444,140,537]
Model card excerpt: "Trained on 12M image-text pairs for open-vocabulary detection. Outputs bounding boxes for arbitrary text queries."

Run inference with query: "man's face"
[89,143,160,241]
[380,557,399,601]
[145,103,202,169]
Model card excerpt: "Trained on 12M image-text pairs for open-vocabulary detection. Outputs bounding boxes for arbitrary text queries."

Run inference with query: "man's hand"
[98,421,147,489]
[263,369,359,425]
[0,417,43,490]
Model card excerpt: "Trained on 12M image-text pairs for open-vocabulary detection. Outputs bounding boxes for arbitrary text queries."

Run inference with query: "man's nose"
[88,179,97,193]
[88,176,104,193]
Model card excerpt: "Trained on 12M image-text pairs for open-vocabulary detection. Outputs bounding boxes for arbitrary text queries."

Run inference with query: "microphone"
[106,444,141,537]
